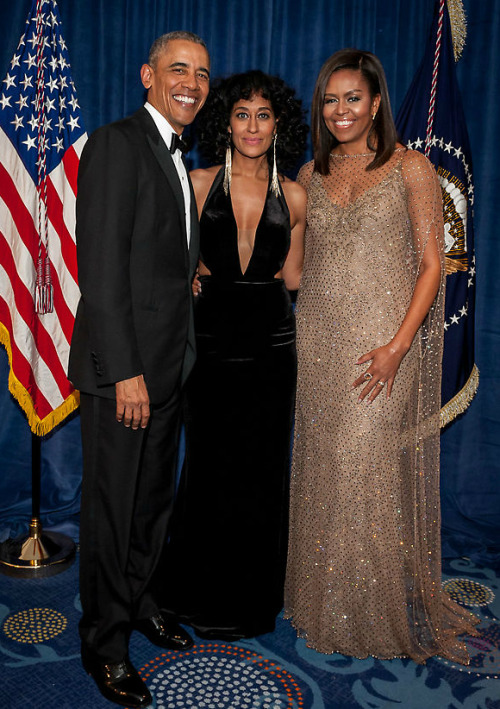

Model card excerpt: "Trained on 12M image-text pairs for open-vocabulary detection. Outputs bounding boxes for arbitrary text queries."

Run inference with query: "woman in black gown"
[163,71,307,640]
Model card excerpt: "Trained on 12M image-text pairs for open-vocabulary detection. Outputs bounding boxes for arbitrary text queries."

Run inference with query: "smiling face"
[140,39,210,134]
[322,68,380,154]
[228,94,276,159]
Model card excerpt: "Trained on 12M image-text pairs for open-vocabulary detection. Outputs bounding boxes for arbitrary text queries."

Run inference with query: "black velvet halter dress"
[163,167,297,639]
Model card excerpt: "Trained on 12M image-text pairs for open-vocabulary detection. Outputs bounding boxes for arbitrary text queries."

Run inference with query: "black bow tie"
[169,133,188,154]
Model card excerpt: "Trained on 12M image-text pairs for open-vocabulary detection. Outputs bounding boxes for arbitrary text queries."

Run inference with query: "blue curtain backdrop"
[0,0,498,563]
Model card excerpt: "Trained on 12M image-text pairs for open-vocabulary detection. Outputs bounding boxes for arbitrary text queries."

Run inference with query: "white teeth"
[174,95,195,104]
[336,120,353,126]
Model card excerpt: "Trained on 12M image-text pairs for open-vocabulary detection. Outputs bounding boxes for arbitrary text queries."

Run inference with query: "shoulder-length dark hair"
[311,49,397,174]
[196,70,308,174]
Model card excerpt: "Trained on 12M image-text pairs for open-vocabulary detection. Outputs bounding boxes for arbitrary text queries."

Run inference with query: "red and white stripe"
[0,126,86,428]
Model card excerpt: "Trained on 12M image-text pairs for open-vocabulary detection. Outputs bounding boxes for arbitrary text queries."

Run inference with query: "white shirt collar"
[144,102,181,150]
[143,102,191,245]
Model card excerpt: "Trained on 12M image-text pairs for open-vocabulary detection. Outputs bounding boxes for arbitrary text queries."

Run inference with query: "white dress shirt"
[144,102,191,246]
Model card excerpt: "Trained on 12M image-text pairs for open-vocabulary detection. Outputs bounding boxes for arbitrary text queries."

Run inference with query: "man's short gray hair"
[148,31,207,68]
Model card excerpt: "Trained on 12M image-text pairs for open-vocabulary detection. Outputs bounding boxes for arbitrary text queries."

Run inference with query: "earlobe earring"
[372,112,377,121]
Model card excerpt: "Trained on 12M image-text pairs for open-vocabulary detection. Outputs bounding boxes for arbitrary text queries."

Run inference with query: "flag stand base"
[0,517,75,578]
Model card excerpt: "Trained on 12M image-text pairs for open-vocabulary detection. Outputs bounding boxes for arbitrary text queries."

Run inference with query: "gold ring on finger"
[363,372,372,381]
[377,380,385,388]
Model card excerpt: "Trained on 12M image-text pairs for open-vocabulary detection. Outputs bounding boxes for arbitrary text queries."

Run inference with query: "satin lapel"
[146,133,187,235]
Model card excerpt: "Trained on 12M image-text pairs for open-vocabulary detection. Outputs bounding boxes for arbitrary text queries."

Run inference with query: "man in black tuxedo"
[68,31,210,708]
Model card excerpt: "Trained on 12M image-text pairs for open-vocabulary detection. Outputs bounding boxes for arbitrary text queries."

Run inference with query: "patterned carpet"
[0,554,499,708]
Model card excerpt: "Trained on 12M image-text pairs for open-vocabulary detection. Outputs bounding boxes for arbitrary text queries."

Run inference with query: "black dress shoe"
[81,649,152,708]
[134,612,194,650]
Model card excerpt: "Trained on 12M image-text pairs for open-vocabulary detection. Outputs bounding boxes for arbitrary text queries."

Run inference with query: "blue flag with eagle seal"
[396,0,478,427]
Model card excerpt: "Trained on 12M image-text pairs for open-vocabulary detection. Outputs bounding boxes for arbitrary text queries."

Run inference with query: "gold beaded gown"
[284,149,479,664]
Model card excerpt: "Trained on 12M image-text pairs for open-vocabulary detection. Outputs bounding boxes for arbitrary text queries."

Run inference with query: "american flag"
[0,0,86,435]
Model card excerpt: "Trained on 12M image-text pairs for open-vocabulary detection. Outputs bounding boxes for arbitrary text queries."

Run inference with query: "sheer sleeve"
[402,149,446,380]
[402,149,446,432]
[402,149,445,270]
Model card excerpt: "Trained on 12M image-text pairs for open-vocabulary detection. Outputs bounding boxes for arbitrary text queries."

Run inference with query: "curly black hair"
[195,70,308,174]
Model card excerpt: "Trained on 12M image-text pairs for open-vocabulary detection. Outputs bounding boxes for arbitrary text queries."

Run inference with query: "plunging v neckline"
[227,175,270,277]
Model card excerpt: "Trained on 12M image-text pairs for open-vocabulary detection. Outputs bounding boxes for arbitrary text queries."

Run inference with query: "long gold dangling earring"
[223,133,232,196]
[270,134,279,198]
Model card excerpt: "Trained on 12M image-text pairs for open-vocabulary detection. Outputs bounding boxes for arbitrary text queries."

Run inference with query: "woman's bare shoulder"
[190,165,222,206]
[190,165,222,187]
[281,177,307,204]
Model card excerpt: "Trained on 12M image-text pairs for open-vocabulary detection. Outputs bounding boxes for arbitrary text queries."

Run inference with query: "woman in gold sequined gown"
[284,49,479,664]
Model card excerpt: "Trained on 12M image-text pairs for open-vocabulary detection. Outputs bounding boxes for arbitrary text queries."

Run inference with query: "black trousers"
[78,389,181,662]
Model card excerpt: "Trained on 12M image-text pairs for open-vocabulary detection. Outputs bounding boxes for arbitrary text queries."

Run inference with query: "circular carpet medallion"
[138,644,305,708]
[442,578,495,607]
[2,607,67,644]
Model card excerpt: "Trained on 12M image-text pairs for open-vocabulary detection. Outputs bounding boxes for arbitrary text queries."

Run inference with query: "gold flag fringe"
[440,363,479,428]
[0,322,80,436]
[447,0,467,61]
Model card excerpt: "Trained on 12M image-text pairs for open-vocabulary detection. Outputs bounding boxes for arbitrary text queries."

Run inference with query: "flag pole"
[0,433,76,577]
[0,0,86,572]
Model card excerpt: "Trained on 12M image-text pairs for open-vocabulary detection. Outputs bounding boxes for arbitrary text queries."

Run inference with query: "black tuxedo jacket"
[68,108,199,403]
